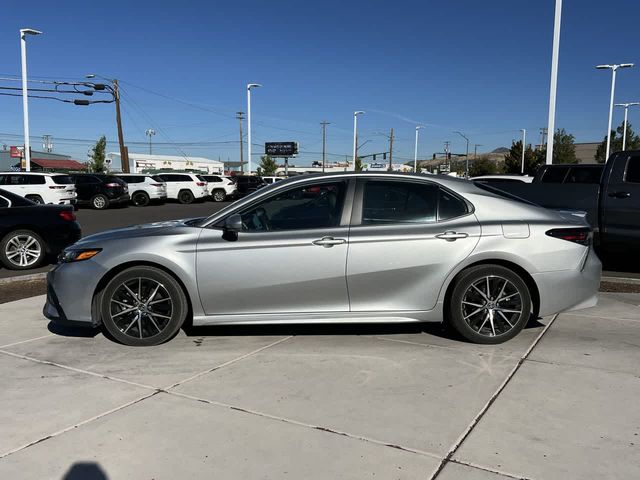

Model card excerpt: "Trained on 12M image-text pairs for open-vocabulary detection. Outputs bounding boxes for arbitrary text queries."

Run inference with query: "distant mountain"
[491,147,509,154]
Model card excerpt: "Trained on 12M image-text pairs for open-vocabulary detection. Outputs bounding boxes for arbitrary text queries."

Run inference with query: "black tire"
[0,229,46,270]
[26,195,44,204]
[212,189,226,202]
[91,194,109,210]
[448,265,532,344]
[178,190,194,204]
[131,191,150,207]
[99,266,188,346]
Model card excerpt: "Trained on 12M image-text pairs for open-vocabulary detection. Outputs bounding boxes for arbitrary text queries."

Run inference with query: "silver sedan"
[44,173,601,346]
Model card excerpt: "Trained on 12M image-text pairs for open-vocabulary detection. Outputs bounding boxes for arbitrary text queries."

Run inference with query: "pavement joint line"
[374,335,524,359]
[524,357,640,377]
[163,335,294,390]
[164,389,444,461]
[561,311,640,322]
[0,334,53,349]
[0,390,160,459]
[448,458,534,480]
[428,313,560,480]
[0,349,159,392]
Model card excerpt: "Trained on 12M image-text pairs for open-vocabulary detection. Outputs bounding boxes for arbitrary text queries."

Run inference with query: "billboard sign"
[265,142,298,157]
[9,146,23,158]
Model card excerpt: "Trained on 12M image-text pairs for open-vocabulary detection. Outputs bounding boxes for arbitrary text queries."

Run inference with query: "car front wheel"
[99,266,188,346]
[448,265,532,344]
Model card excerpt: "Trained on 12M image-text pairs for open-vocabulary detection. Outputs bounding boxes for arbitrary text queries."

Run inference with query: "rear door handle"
[436,231,469,241]
[312,236,347,247]
[608,191,630,198]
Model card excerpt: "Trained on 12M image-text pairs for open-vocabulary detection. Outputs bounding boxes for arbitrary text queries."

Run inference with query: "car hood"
[74,218,204,246]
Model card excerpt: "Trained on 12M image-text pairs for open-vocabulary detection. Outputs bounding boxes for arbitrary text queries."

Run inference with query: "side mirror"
[224,214,243,232]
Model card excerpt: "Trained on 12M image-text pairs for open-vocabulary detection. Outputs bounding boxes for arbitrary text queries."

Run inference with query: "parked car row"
[0,172,271,210]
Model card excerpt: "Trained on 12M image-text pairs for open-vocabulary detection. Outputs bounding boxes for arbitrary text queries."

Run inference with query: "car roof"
[0,171,64,176]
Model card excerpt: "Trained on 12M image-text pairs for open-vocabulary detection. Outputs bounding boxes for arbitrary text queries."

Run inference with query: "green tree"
[88,135,107,173]
[595,121,640,163]
[504,140,541,175]
[553,128,577,164]
[256,155,278,176]
[469,155,498,176]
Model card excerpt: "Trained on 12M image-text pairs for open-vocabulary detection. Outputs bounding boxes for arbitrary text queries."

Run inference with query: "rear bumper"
[532,247,602,317]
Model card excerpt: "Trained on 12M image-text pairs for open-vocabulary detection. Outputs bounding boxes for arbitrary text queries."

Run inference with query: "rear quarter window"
[438,188,468,220]
[27,175,46,185]
[52,175,74,185]
[539,166,569,183]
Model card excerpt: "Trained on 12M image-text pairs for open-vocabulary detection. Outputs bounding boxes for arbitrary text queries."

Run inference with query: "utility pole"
[113,79,130,172]
[520,129,526,174]
[539,128,548,150]
[236,112,245,173]
[145,128,156,155]
[474,144,482,160]
[42,134,53,152]
[320,121,330,173]
[387,128,394,171]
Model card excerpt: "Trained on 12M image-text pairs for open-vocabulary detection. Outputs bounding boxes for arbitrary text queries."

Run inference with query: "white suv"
[201,175,237,202]
[115,174,167,206]
[156,172,209,204]
[0,172,77,205]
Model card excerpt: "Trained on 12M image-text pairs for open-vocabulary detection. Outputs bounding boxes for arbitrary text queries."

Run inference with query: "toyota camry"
[44,173,601,346]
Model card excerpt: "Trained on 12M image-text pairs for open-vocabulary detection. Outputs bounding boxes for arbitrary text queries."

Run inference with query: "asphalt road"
[0,200,231,280]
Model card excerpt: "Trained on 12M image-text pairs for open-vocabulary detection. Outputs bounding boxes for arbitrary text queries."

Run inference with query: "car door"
[158,174,177,198]
[346,178,481,312]
[601,152,640,255]
[196,178,354,316]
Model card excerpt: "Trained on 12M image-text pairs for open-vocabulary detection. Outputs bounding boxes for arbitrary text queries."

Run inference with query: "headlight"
[58,248,102,263]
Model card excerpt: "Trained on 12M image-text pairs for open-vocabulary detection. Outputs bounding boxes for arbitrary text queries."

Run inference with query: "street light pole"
[614,102,640,151]
[454,131,469,178]
[596,64,634,161]
[20,28,42,172]
[247,83,261,175]
[352,111,364,171]
[321,121,330,173]
[236,112,245,173]
[520,129,526,174]
[414,126,424,172]
[546,0,562,166]
[145,128,156,155]
[474,144,482,160]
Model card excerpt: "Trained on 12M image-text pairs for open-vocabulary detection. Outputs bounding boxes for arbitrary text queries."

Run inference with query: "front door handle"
[312,237,347,247]
[608,191,631,199]
[436,231,469,241]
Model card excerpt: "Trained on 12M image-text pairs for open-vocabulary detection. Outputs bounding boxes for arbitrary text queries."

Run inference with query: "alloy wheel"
[4,234,42,268]
[93,196,106,209]
[461,275,523,337]
[108,277,174,339]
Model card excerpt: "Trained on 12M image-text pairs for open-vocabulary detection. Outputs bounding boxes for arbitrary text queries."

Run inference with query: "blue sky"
[1,0,639,165]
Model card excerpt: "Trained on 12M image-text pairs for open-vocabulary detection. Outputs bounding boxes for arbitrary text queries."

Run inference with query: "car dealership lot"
[0,293,638,479]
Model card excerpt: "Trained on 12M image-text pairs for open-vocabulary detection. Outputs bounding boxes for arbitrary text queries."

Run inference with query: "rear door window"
[362,180,438,225]
[26,175,46,185]
[540,166,570,183]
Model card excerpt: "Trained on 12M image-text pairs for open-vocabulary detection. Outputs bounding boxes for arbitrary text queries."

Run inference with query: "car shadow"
[47,321,101,338]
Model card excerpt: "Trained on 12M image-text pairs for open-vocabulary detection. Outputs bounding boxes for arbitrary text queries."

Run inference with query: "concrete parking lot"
[0,293,638,479]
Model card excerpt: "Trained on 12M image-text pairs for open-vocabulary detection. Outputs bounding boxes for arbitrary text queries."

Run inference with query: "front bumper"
[43,260,107,327]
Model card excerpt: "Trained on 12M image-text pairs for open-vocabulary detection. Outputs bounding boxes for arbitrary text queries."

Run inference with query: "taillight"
[105,182,120,188]
[546,228,590,246]
[196,182,206,187]
[59,210,76,222]
[49,186,65,189]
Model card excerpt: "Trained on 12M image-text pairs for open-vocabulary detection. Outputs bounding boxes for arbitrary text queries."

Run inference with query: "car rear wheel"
[212,189,226,202]
[0,230,46,270]
[178,190,194,204]
[91,194,109,210]
[131,191,150,207]
[100,266,188,346]
[25,195,44,204]
[448,265,532,344]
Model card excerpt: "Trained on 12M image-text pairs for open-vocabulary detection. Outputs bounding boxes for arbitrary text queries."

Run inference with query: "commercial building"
[107,152,224,174]
[0,148,86,172]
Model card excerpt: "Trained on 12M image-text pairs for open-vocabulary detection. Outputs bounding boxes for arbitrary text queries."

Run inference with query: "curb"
[0,272,47,286]
[601,275,640,286]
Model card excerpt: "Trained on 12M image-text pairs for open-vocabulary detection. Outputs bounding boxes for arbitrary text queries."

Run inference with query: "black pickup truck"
[477,151,640,264]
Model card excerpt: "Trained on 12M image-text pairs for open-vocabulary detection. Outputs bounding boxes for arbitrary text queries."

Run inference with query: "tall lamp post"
[20,28,42,172]
[145,129,156,155]
[614,102,640,151]
[596,63,634,161]
[454,131,469,178]
[414,126,424,172]
[352,111,365,171]
[546,0,562,165]
[520,128,527,174]
[246,83,261,175]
